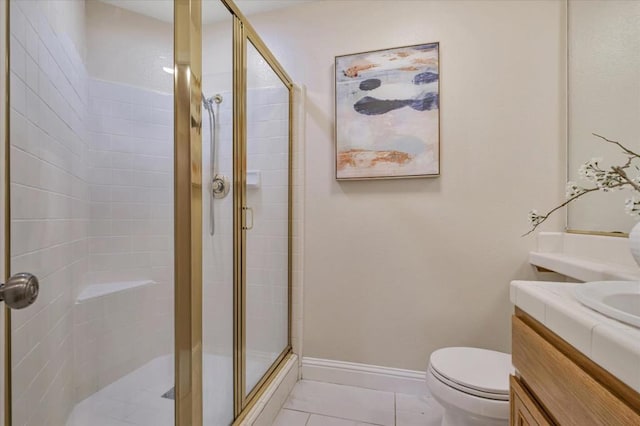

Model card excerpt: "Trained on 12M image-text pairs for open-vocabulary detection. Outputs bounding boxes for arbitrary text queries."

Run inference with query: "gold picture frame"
[335,42,441,181]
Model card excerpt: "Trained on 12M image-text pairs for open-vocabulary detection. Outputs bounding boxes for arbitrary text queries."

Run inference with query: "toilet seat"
[428,347,512,401]
[426,369,510,423]
[429,364,509,401]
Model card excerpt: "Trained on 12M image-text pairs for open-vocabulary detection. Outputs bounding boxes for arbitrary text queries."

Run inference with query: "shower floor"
[66,352,273,426]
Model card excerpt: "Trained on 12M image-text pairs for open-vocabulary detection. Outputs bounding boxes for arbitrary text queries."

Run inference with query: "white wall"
[567,0,640,234]
[85,0,173,93]
[25,0,86,60]
[249,0,567,370]
[202,1,234,97]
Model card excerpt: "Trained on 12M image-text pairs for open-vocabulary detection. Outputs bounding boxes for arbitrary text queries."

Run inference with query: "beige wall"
[249,0,567,370]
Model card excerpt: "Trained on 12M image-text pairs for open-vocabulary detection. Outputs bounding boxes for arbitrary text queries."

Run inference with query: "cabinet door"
[510,376,554,426]
[512,392,538,426]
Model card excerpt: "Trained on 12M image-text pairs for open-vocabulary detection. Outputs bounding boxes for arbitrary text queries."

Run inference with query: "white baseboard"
[301,357,428,395]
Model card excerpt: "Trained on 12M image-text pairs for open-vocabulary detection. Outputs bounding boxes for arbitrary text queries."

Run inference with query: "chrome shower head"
[202,93,213,111]
[202,93,223,111]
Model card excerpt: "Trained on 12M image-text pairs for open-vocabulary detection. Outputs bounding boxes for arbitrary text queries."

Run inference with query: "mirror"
[567,0,640,234]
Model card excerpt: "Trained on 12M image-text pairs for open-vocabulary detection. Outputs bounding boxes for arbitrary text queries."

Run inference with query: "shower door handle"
[0,272,39,310]
[242,206,254,231]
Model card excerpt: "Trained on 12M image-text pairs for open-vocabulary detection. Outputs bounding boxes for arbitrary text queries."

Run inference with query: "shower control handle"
[0,272,39,310]
[212,174,230,199]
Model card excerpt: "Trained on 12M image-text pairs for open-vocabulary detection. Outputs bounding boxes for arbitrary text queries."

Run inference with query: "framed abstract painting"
[335,42,440,180]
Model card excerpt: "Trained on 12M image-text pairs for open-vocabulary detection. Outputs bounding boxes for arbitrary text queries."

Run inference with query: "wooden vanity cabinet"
[511,308,640,426]
[510,375,552,426]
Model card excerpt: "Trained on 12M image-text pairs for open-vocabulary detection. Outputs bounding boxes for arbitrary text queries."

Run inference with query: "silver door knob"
[0,273,39,310]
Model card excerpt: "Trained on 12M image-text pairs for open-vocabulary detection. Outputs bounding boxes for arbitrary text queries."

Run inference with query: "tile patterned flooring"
[65,351,277,425]
[67,372,442,426]
[273,380,444,426]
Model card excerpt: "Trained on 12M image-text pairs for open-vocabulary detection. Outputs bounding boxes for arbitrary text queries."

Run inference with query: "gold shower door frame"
[2,0,293,424]
[177,0,294,422]
[174,0,204,425]
[221,0,295,420]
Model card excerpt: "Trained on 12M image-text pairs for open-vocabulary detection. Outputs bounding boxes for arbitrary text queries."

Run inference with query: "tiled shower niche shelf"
[76,280,156,303]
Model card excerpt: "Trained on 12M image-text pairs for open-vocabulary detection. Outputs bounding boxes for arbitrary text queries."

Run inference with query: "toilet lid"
[429,347,512,396]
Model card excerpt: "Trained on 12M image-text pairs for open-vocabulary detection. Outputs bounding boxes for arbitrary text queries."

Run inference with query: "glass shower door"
[244,40,291,398]
[201,0,235,424]
[201,0,295,415]
[7,1,177,424]
[5,0,295,423]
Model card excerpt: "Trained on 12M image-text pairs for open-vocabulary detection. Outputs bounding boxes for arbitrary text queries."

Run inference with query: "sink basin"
[574,281,640,328]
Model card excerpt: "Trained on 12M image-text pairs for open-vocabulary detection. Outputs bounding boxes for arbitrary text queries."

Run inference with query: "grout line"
[284,408,387,426]
[394,393,397,426]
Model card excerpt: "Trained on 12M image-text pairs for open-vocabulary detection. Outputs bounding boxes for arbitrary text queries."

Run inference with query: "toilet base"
[426,368,509,426]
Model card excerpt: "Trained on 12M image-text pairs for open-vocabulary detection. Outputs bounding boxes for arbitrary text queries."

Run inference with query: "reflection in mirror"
[567,0,640,234]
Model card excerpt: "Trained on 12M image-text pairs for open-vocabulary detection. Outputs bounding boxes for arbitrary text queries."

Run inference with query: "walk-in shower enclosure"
[2,0,293,424]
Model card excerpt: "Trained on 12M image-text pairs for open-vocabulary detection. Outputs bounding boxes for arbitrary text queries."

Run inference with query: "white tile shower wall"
[74,78,174,401]
[201,84,235,424]
[201,84,293,372]
[202,86,234,358]
[85,78,173,286]
[246,85,290,384]
[9,1,89,425]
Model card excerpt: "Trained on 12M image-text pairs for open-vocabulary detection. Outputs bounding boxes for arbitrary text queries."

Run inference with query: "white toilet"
[426,347,512,426]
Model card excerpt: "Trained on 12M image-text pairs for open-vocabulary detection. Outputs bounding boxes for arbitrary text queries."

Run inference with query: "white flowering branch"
[524,134,640,236]
[593,133,640,158]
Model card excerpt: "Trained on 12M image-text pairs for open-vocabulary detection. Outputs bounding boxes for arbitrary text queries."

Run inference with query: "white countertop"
[510,280,640,393]
[529,252,640,282]
[529,232,640,282]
